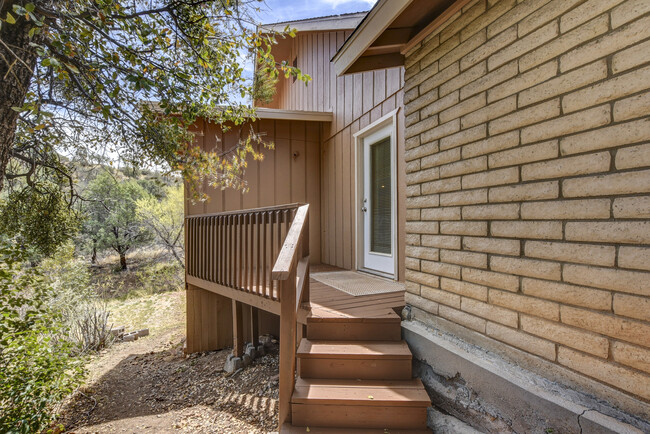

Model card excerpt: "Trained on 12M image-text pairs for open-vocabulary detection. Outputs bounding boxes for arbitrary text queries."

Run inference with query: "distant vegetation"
[0,165,184,432]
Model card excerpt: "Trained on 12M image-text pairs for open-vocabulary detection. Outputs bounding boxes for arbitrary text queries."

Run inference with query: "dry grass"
[90,247,184,299]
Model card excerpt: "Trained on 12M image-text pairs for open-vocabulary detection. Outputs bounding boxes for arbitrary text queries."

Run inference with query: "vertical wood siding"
[186,119,322,264]
[259,31,406,279]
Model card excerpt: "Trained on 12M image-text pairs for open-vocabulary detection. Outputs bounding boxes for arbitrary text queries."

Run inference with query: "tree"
[0,178,79,258]
[0,0,307,204]
[83,171,151,270]
[136,183,185,267]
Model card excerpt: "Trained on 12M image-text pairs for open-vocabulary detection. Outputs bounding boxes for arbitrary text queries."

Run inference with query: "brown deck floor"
[307,265,405,320]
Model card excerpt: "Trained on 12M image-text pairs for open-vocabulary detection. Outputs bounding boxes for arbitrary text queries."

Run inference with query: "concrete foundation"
[402,309,650,434]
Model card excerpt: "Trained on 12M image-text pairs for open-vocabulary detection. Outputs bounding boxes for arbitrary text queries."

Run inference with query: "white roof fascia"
[261,13,366,33]
[331,0,414,76]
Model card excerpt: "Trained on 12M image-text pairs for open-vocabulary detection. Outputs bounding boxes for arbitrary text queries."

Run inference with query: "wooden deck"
[305,263,406,321]
[308,277,405,321]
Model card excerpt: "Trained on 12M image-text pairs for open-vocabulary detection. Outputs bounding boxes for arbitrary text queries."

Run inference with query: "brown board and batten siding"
[260,31,407,279]
[185,117,322,265]
[402,0,650,405]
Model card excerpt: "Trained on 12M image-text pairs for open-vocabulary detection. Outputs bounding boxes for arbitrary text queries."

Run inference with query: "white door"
[361,124,396,277]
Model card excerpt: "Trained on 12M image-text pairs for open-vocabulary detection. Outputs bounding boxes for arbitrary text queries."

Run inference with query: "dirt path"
[58,291,279,433]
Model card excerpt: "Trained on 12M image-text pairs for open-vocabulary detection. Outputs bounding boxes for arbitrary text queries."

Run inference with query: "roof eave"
[331,0,413,76]
[259,12,367,34]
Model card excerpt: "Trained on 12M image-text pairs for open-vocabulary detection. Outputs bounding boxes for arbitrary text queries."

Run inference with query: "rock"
[136,328,149,338]
[242,354,252,367]
[110,326,125,337]
[224,355,243,373]
[245,345,256,360]
[256,345,266,357]
[123,332,138,342]
[259,335,275,348]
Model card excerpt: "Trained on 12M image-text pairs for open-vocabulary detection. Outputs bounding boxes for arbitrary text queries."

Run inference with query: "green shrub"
[0,244,83,433]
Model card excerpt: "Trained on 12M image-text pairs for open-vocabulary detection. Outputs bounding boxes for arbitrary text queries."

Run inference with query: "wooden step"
[297,339,412,380]
[281,423,431,433]
[307,314,402,341]
[291,378,430,430]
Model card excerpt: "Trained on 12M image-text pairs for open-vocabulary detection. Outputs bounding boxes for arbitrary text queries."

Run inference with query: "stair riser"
[292,403,428,429]
[307,322,401,341]
[299,358,412,380]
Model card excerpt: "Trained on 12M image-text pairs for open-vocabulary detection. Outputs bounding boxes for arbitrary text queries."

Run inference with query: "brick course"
[403,0,650,402]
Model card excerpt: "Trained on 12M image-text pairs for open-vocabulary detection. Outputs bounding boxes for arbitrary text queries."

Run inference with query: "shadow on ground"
[59,338,279,433]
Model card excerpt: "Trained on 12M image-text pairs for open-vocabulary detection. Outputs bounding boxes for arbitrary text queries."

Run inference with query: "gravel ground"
[57,291,279,433]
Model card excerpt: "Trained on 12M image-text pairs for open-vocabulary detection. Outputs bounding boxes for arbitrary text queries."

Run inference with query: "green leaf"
[5,12,16,24]
[25,3,35,12]
[65,63,79,74]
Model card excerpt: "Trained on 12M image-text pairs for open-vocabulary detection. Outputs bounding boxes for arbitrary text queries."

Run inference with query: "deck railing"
[185,203,301,299]
[272,204,310,429]
[186,202,310,429]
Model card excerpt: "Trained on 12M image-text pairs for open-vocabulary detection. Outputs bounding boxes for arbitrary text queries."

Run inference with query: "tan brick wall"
[403,0,650,402]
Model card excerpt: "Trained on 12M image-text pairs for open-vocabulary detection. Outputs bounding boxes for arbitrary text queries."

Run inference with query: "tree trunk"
[119,252,127,270]
[91,241,97,264]
[0,11,40,192]
[170,246,185,269]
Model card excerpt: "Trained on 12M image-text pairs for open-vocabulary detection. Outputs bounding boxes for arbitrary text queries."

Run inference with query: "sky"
[255,0,377,24]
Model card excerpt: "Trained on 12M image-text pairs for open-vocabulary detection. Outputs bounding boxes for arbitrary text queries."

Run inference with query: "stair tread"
[292,378,430,407]
[297,339,412,359]
[308,306,401,322]
[281,423,431,433]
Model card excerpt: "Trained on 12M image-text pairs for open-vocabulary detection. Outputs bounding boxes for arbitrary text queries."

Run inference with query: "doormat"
[311,271,404,297]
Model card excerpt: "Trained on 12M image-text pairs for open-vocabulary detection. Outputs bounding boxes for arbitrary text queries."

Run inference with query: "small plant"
[40,244,114,354]
[0,243,84,433]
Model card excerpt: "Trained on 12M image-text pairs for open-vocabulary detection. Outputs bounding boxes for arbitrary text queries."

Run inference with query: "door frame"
[353,108,399,279]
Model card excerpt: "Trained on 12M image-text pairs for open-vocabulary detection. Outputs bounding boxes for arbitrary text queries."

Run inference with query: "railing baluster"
[244,214,253,292]
[221,215,225,285]
[262,212,268,298]
[256,213,261,296]
[199,218,204,280]
[246,214,255,292]
[223,216,232,286]
[276,210,282,301]
[187,218,191,277]
[212,216,217,282]
[269,211,275,299]
[238,214,243,289]
[208,217,213,282]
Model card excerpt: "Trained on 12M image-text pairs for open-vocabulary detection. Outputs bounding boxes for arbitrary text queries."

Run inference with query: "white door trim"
[353,108,399,279]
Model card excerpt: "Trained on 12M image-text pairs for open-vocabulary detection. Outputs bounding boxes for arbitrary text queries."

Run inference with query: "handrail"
[272,204,310,430]
[272,204,309,280]
[186,202,302,219]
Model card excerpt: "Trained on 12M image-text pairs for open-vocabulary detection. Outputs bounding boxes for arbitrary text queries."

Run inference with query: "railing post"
[251,306,259,347]
[302,210,310,305]
[278,266,297,429]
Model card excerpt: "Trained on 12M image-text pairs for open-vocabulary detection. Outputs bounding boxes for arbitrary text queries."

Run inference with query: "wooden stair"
[284,307,431,432]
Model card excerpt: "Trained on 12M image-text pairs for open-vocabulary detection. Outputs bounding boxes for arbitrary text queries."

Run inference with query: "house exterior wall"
[185,118,322,264]
[261,31,408,278]
[402,0,650,408]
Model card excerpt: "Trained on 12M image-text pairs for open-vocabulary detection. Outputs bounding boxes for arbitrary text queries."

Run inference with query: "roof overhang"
[254,108,333,122]
[260,12,366,33]
[332,0,468,75]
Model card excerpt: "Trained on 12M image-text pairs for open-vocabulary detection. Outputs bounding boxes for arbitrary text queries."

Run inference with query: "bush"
[0,243,84,433]
[40,244,114,355]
